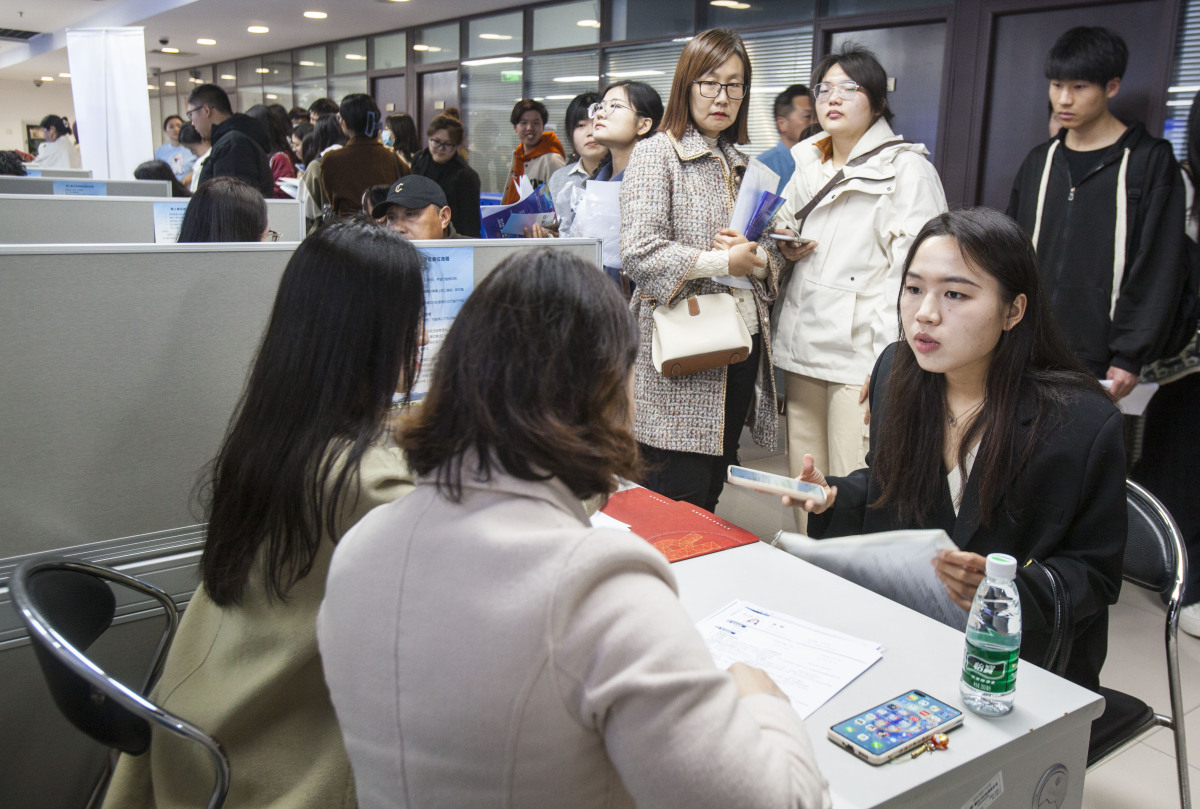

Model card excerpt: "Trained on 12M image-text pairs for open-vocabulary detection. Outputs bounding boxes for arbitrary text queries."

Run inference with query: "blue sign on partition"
[52,180,105,196]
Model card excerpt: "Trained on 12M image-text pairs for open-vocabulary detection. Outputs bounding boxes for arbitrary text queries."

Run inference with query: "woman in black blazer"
[798,208,1125,692]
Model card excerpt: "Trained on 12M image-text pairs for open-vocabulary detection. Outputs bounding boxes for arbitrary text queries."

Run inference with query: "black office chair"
[9,557,231,809]
[1087,480,1190,809]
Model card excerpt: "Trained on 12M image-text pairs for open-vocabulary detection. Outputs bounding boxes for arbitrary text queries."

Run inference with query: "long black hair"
[200,219,426,604]
[177,176,267,242]
[872,208,1101,527]
[246,103,293,156]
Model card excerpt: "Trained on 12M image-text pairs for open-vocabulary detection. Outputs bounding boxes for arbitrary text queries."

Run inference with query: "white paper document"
[696,599,882,719]
[1100,379,1159,415]
[774,529,966,629]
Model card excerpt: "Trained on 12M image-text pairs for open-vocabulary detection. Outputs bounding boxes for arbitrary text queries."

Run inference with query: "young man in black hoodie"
[1008,27,1185,399]
[186,83,274,197]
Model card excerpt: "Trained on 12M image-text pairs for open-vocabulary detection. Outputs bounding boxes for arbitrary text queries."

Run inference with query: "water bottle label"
[962,640,1019,693]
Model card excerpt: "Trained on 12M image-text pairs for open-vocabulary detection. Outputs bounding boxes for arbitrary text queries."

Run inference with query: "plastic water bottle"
[960,553,1022,716]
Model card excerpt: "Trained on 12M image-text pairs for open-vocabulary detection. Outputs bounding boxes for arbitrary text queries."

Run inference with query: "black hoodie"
[197,113,274,198]
[1008,121,1185,374]
[1008,122,1186,376]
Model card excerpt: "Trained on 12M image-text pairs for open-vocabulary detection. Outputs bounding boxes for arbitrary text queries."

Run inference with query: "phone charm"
[909,733,950,759]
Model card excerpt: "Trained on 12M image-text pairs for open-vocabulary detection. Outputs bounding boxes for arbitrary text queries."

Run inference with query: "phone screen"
[729,466,822,497]
[830,691,962,758]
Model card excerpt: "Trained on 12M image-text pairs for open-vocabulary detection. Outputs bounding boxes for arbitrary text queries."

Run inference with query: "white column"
[66,28,153,181]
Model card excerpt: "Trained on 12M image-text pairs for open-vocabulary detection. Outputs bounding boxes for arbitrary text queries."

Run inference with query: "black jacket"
[809,344,1127,692]
[198,113,274,198]
[1007,123,1186,376]
[411,150,482,238]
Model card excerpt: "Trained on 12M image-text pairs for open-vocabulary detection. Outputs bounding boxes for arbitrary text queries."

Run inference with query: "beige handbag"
[651,293,752,378]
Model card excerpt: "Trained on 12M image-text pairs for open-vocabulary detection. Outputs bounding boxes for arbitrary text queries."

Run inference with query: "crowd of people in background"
[5,20,1200,808]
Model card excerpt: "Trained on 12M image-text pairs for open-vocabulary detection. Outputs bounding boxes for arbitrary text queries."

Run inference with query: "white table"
[673,542,1104,809]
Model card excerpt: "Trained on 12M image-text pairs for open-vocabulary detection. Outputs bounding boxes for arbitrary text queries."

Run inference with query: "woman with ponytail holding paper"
[773,45,946,531]
[621,28,786,511]
[320,93,408,217]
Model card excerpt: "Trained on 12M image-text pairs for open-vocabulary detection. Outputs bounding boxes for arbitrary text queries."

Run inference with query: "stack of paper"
[697,599,883,718]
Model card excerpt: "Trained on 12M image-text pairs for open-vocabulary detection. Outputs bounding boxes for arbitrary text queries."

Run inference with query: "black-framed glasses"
[692,80,747,100]
[814,81,862,102]
[428,137,457,152]
[185,105,205,119]
[265,230,280,242]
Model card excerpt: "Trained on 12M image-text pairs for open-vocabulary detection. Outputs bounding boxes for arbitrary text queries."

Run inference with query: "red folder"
[600,487,759,563]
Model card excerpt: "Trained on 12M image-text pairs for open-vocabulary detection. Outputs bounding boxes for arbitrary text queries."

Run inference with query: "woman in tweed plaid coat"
[620,28,786,511]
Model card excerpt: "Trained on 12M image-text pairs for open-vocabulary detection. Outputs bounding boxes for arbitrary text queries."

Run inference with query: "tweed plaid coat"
[620,126,785,456]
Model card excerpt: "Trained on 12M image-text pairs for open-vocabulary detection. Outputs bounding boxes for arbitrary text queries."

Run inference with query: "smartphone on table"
[726,465,826,506]
[827,690,964,765]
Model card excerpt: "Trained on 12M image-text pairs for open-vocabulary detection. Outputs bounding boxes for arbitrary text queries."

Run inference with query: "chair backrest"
[10,558,231,809]
[10,559,171,754]
[1125,480,1186,599]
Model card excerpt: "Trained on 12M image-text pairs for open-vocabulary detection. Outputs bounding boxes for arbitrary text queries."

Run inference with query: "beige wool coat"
[317,462,832,809]
[620,127,786,456]
[101,442,414,809]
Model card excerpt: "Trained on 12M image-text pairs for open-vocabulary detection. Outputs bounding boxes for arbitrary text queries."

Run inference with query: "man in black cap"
[372,175,470,240]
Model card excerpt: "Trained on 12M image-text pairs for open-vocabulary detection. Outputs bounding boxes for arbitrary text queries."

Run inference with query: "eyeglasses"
[588,100,634,118]
[185,105,205,119]
[265,230,280,242]
[813,81,862,102]
[428,137,457,152]
[692,80,747,100]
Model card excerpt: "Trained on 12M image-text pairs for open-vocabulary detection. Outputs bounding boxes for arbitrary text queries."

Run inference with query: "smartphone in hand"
[727,465,826,505]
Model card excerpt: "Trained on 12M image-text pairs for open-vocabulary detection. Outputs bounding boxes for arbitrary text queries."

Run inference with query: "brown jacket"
[620,127,784,456]
[320,136,408,216]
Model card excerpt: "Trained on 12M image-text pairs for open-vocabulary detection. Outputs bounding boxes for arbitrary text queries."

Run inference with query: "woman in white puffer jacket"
[773,44,946,530]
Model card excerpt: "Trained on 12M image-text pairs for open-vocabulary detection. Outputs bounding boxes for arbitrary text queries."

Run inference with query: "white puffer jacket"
[773,118,946,384]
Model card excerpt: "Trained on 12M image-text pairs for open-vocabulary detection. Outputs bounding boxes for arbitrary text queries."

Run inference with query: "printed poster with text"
[411,246,474,401]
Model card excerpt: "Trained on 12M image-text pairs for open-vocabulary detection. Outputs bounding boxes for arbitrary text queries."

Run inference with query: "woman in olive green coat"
[102,219,427,809]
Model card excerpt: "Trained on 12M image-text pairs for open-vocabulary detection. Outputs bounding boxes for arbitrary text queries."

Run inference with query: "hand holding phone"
[727,465,826,505]
[828,690,964,765]
[768,232,815,245]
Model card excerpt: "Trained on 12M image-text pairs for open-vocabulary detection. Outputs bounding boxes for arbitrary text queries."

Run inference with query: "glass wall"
[708,0,815,30]
[415,22,460,64]
[533,1,601,51]
[372,31,407,71]
[469,12,523,58]
[527,50,600,144]
[610,0,692,41]
[141,0,835,189]
[463,61,521,194]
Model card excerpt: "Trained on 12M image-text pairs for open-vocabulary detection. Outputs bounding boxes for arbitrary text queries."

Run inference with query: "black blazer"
[810,343,1127,691]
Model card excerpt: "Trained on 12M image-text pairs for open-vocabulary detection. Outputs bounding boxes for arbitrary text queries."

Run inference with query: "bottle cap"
[985,553,1018,580]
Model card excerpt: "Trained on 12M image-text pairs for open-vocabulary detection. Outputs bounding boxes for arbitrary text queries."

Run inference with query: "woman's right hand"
[781,453,836,514]
[728,240,765,277]
[728,661,789,701]
[774,229,818,262]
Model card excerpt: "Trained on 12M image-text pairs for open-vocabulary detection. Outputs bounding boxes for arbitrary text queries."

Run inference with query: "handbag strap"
[793,139,912,230]
[1028,559,1074,677]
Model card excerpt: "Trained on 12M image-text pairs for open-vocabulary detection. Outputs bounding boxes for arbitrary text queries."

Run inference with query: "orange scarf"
[501,131,566,204]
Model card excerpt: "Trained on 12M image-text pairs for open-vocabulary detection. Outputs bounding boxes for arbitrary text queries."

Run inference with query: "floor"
[715,429,1200,809]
